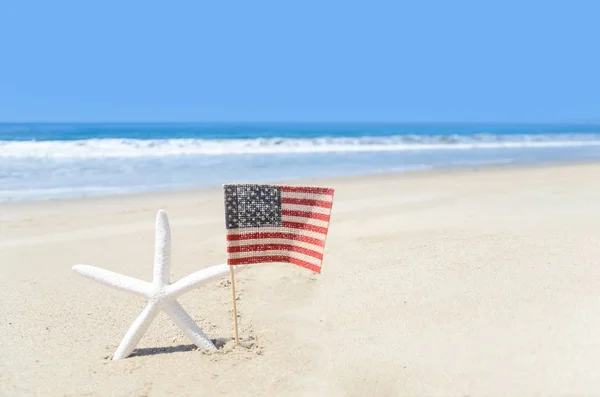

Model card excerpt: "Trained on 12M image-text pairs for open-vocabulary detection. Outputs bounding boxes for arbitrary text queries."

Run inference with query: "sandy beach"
[2,162,600,396]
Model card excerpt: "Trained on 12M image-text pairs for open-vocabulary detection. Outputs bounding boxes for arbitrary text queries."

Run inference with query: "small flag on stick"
[223,184,335,346]
[224,184,335,273]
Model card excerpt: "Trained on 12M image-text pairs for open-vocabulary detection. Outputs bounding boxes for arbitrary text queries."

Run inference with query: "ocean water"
[2,122,600,202]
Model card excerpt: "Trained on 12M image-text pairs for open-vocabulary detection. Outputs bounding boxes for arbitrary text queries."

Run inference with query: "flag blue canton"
[224,185,282,229]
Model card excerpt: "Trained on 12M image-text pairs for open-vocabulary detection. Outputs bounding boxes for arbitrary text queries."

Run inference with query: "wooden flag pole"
[229,265,240,345]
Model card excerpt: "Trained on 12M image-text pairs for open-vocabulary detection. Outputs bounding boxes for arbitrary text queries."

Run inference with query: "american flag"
[223,184,335,273]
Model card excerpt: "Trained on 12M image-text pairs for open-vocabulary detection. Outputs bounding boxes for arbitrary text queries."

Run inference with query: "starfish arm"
[112,302,160,360]
[165,263,232,298]
[153,210,172,286]
[163,300,217,350]
[72,265,151,296]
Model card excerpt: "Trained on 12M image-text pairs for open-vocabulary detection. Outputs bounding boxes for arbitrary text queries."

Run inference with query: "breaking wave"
[2,134,600,159]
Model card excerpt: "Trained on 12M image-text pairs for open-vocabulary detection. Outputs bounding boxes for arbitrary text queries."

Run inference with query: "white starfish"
[73,210,231,360]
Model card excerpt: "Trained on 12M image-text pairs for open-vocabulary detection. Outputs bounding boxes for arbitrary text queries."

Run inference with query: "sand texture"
[2,163,600,396]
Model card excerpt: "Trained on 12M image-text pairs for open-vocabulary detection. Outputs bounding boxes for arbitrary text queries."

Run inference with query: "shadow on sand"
[131,344,197,357]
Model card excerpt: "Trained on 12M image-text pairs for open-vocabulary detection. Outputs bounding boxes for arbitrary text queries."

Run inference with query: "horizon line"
[1,120,600,124]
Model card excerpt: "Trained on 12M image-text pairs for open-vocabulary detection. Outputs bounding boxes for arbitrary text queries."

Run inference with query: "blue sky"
[1,1,599,122]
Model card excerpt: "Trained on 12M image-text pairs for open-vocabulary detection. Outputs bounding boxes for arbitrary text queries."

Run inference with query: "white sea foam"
[2,134,600,159]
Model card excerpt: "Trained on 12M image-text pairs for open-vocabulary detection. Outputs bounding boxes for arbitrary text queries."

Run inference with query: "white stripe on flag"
[227,249,322,265]
[280,203,331,215]
[281,215,330,228]
[227,238,325,252]
[227,226,328,240]
[280,192,334,202]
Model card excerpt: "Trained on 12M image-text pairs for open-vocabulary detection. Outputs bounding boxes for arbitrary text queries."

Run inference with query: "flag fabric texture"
[224,184,334,273]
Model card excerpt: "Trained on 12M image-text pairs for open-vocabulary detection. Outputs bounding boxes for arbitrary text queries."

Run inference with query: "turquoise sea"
[2,122,600,201]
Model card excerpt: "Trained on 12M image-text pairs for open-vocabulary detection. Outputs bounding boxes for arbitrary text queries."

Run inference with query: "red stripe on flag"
[282,221,329,235]
[281,197,332,209]
[281,209,331,222]
[289,257,321,273]
[227,232,325,247]
[228,255,321,273]
[227,244,323,260]
[281,186,334,195]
